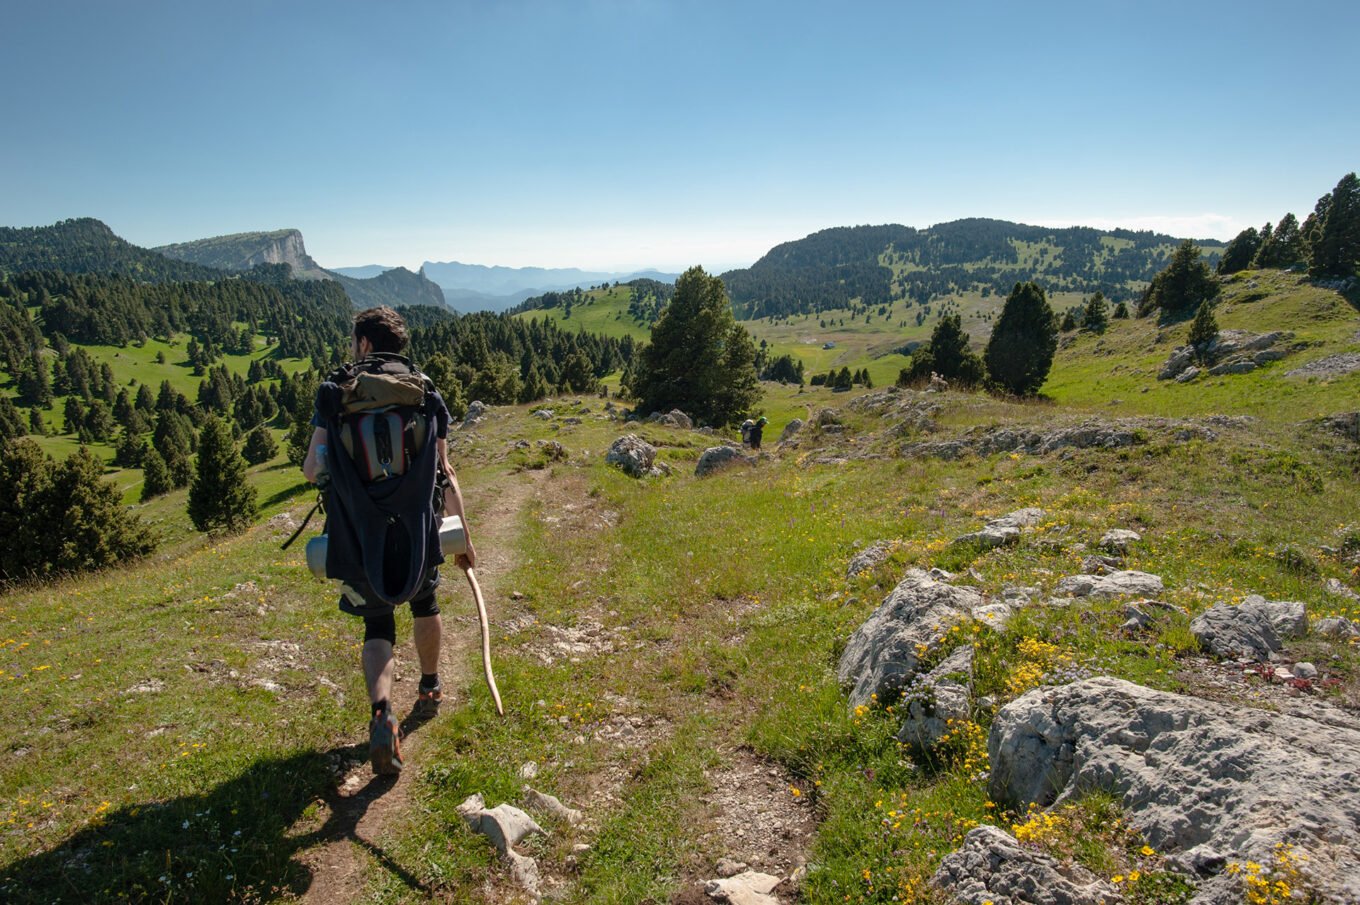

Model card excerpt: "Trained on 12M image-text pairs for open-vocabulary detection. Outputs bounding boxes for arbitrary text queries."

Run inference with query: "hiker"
[302,306,476,775]
[740,418,755,448]
[749,415,768,450]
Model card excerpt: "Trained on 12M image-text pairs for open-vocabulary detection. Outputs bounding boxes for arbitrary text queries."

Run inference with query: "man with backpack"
[302,306,476,775]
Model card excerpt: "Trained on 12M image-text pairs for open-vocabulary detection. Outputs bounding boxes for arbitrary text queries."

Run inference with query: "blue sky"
[3,0,1357,272]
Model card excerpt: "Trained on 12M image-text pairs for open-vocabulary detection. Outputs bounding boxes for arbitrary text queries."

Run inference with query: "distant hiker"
[749,416,768,450]
[302,306,476,775]
[740,418,755,448]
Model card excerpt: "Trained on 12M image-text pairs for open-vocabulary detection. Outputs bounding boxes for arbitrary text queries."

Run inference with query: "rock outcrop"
[988,677,1360,904]
[696,445,753,477]
[837,569,983,707]
[1190,596,1307,661]
[606,434,659,478]
[931,825,1120,905]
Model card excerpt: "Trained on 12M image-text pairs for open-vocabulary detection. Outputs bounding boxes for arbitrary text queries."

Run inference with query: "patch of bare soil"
[669,747,816,904]
[1174,652,1358,718]
[289,469,548,904]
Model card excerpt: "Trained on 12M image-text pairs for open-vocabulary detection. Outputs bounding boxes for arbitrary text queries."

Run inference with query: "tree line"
[721,219,1220,320]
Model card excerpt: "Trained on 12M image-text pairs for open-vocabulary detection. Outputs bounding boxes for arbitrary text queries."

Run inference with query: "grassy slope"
[3,273,1359,902]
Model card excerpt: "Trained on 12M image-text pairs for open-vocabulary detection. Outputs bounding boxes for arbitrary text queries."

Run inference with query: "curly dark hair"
[353,306,409,354]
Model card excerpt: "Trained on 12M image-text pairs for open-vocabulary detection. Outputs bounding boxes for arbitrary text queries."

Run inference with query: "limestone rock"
[838,569,982,707]
[505,849,541,898]
[1324,577,1360,602]
[649,408,693,429]
[847,540,894,578]
[524,787,582,826]
[989,507,1045,528]
[930,825,1120,905]
[1099,528,1141,553]
[1190,596,1305,662]
[461,400,489,429]
[605,434,657,478]
[779,418,803,442]
[955,525,1020,548]
[1053,570,1163,598]
[987,677,1360,904]
[532,408,554,420]
[457,794,546,856]
[1239,595,1307,639]
[899,645,973,752]
[715,858,748,878]
[696,445,753,477]
[704,870,781,905]
[1314,616,1360,639]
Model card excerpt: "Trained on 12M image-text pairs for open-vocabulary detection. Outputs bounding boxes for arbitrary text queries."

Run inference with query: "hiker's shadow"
[0,723,440,904]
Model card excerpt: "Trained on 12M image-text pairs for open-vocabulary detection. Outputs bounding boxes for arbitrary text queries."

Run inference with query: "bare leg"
[413,614,443,676]
[363,639,395,705]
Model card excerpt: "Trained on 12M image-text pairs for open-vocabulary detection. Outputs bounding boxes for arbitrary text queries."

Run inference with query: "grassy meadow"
[2,271,1359,902]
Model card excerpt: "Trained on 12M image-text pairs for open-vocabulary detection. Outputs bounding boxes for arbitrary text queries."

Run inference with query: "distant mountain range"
[154,230,446,310]
[416,261,679,313]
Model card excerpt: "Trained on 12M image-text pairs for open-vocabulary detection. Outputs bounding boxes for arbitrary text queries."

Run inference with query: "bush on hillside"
[0,440,156,582]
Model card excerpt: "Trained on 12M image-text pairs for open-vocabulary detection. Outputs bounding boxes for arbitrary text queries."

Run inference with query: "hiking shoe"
[369,710,403,775]
[415,682,442,716]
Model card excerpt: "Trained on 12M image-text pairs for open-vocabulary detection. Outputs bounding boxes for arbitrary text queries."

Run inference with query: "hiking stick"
[462,567,505,717]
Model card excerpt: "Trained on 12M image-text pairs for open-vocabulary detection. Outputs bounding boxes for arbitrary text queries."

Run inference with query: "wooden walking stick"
[462,567,505,717]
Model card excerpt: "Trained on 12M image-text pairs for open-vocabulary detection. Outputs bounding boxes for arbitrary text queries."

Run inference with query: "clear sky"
[3,1,1357,272]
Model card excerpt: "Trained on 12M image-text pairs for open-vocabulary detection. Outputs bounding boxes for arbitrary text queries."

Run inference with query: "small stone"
[519,761,539,780]
[716,857,748,878]
[1294,662,1318,679]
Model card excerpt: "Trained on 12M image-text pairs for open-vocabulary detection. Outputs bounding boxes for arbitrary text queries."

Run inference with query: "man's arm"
[302,427,328,483]
[437,437,477,569]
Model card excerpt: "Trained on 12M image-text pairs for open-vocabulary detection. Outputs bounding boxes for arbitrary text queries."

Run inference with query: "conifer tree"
[285,409,314,467]
[1188,299,1219,363]
[1254,213,1305,269]
[985,282,1058,396]
[1309,172,1360,278]
[241,425,278,465]
[188,414,257,534]
[1081,292,1109,333]
[632,266,759,426]
[141,448,172,501]
[0,396,25,441]
[1217,227,1261,274]
[27,408,46,435]
[113,429,147,468]
[1112,300,1130,319]
[1142,241,1219,318]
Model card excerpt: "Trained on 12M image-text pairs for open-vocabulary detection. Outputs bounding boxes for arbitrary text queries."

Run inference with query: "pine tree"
[1309,172,1360,278]
[1143,241,1219,318]
[1254,213,1305,269]
[632,266,759,426]
[113,429,147,468]
[1217,227,1261,275]
[985,282,1058,396]
[1081,292,1109,333]
[286,409,314,467]
[0,396,26,441]
[141,448,172,501]
[188,414,257,534]
[241,425,278,465]
[1188,299,1219,364]
[1112,300,1130,319]
[1059,310,1078,332]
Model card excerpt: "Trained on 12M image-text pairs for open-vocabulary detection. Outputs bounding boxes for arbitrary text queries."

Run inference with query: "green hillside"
[720,219,1226,320]
[3,269,1359,901]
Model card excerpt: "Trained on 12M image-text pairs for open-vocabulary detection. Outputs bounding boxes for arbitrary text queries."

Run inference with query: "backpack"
[315,355,445,609]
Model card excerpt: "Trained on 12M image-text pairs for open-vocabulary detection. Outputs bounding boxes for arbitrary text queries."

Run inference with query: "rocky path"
[290,468,546,903]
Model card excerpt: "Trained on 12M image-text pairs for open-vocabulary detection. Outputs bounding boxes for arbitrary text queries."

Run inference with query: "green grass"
[4,271,1360,901]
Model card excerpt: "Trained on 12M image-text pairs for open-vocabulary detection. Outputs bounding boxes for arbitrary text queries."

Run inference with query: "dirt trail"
[291,468,545,903]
